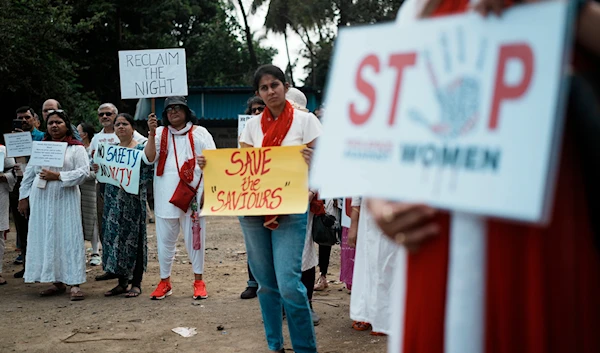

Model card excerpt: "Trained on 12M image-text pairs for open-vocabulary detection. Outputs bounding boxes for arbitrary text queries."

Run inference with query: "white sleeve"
[239,117,256,147]
[59,146,90,187]
[2,151,16,192]
[19,163,37,200]
[200,128,216,151]
[147,127,163,165]
[351,197,362,207]
[90,135,98,156]
[302,112,322,145]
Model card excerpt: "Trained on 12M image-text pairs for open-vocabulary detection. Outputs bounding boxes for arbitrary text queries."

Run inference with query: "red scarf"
[43,135,83,146]
[261,101,294,230]
[310,193,326,216]
[156,126,196,178]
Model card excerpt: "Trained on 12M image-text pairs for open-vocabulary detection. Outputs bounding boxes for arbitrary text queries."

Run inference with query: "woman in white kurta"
[144,96,216,301]
[349,197,400,335]
[18,111,89,300]
[0,145,17,285]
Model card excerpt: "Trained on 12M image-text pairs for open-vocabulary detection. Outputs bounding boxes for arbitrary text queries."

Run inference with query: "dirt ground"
[0,217,387,353]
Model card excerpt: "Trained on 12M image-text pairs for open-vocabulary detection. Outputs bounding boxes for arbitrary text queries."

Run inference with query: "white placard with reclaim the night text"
[119,48,188,99]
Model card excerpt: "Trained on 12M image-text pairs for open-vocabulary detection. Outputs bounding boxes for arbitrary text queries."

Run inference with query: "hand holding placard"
[201,146,308,216]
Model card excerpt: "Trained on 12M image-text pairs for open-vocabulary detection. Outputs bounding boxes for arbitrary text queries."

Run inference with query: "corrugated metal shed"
[135,86,318,121]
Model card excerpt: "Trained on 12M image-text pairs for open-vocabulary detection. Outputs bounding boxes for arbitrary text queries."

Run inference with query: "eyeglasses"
[98,112,114,117]
[114,122,130,127]
[45,109,64,115]
[166,105,184,114]
[252,106,265,114]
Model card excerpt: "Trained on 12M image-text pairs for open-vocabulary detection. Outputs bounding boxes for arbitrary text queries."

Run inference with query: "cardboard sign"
[311,2,572,224]
[201,146,309,216]
[93,143,143,195]
[27,141,68,168]
[3,132,33,157]
[118,49,188,99]
[237,115,253,147]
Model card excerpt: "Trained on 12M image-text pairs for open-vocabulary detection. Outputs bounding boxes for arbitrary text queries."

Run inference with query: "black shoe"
[240,286,257,299]
[14,268,25,278]
[95,272,118,281]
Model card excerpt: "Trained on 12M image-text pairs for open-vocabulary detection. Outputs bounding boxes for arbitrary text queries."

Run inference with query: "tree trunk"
[284,30,295,86]
[237,0,258,67]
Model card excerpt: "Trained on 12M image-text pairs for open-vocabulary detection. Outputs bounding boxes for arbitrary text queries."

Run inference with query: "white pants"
[155,214,206,279]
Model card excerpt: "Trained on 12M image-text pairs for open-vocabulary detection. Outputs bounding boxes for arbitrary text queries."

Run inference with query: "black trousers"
[301,266,316,302]
[317,244,332,276]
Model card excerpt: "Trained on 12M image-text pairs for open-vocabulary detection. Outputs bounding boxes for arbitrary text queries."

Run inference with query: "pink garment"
[340,227,356,287]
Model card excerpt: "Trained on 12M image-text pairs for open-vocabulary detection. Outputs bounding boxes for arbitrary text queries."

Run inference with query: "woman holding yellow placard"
[201,65,321,353]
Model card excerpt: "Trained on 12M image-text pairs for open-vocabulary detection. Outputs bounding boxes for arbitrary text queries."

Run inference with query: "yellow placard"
[201,145,308,216]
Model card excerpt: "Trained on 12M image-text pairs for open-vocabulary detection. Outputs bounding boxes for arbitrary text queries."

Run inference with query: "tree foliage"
[249,0,404,99]
[0,0,275,131]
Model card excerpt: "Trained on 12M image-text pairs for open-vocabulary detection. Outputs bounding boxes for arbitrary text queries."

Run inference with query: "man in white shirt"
[91,103,148,276]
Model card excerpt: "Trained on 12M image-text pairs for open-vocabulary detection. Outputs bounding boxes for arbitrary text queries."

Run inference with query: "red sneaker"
[193,280,208,300]
[150,279,172,300]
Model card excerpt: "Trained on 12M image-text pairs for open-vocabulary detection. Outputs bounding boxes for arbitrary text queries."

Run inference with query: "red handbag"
[168,128,202,212]
[169,177,201,212]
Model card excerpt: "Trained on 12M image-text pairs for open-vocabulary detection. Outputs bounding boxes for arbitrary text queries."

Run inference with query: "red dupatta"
[261,100,294,230]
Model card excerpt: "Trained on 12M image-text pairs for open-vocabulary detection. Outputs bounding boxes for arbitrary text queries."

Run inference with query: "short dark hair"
[245,96,265,115]
[116,113,135,127]
[253,65,286,92]
[79,122,96,141]
[44,110,74,139]
[16,106,34,116]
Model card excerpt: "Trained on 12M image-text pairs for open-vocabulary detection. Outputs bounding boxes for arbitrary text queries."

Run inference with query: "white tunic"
[0,146,16,231]
[302,211,318,272]
[350,197,400,335]
[146,123,216,219]
[19,144,89,285]
[239,109,322,147]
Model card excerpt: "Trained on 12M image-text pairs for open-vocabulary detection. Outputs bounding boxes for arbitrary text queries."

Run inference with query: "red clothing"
[402,1,600,353]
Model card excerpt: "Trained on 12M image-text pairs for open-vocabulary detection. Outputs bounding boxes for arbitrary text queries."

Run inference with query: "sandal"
[370,331,387,336]
[95,272,118,281]
[0,276,6,285]
[314,275,328,291]
[104,285,128,297]
[125,286,142,298]
[352,321,372,331]
[40,284,67,297]
[70,286,85,301]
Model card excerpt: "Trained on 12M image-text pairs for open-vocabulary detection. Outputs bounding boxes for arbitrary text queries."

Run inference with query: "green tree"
[0,0,276,136]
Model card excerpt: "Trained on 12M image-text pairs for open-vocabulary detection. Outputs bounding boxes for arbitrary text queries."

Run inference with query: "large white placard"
[3,132,33,157]
[237,114,253,147]
[28,141,68,168]
[93,143,143,195]
[311,2,572,224]
[119,49,188,99]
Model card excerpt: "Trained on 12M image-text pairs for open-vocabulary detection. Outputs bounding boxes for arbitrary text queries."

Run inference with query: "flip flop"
[71,287,85,301]
[352,321,372,331]
[40,284,67,297]
[370,331,387,336]
[125,287,142,298]
[104,285,128,297]
[0,277,7,285]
